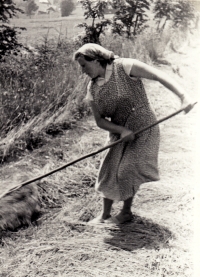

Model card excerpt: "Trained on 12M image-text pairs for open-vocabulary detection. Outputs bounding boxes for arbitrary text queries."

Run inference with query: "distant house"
[35,0,57,14]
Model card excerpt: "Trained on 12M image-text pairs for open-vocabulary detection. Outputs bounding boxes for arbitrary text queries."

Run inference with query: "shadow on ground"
[104,214,173,251]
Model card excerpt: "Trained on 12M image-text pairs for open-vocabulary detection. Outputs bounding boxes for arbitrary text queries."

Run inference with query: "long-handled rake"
[0,103,197,199]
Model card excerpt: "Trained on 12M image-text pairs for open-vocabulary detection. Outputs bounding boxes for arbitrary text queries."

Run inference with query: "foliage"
[101,26,172,64]
[60,0,75,17]
[0,38,80,135]
[154,0,196,31]
[25,0,38,17]
[77,0,153,42]
[77,0,112,44]
[172,0,195,29]
[111,0,152,38]
[0,0,27,60]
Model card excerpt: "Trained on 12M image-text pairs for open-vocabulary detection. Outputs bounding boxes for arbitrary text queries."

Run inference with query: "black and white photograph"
[0,0,199,276]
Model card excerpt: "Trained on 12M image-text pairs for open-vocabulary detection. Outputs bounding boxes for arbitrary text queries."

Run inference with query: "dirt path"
[0,36,199,277]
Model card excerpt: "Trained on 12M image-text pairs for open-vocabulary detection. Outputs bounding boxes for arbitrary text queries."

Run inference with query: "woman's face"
[77,55,101,79]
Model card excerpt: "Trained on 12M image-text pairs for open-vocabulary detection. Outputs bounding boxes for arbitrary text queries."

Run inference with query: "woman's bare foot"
[115,211,133,224]
[88,214,111,225]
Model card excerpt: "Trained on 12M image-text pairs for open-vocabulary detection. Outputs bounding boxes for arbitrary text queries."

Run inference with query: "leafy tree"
[153,0,172,30]
[25,0,38,17]
[60,0,75,17]
[0,0,27,60]
[172,0,195,30]
[77,0,112,44]
[111,0,152,38]
[154,0,196,31]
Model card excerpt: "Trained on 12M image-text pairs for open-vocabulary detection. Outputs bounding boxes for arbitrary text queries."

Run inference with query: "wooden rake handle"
[0,102,197,199]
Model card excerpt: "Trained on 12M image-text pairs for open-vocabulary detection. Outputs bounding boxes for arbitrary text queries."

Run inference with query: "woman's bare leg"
[89,198,113,224]
[101,197,113,219]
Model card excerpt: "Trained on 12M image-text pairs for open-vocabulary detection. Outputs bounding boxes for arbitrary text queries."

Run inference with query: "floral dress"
[89,58,160,201]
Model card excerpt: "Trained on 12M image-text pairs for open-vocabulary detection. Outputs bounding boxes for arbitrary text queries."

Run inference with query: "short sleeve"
[122,58,138,80]
[85,81,94,101]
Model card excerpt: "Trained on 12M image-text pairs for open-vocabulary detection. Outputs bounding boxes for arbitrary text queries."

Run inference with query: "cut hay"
[0,184,40,231]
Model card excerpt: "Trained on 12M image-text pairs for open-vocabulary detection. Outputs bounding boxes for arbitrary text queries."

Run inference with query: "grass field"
[10,5,112,44]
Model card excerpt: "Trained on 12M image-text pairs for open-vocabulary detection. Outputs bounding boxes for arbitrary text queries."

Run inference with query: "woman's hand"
[120,128,135,142]
[180,94,195,114]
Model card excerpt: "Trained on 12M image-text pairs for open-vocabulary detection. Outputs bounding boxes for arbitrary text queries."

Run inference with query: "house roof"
[39,0,50,3]
[35,0,57,13]
[47,6,56,11]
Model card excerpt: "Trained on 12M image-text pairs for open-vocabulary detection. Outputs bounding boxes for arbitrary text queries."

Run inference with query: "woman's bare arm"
[90,101,135,141]
[129,59,193,112]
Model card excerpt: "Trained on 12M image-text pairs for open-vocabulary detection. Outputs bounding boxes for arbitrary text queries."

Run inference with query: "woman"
[74,43,193,225]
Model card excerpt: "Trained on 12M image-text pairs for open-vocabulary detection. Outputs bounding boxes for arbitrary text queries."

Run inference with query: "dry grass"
[0,184,40,231]
[0,73,89,162]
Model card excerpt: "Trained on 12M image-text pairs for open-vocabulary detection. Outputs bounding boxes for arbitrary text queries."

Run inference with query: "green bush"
[0,0,27,60]
[78,0,111,45]
[111,0,152,38]
[0,38,85,136]
[154,0,196,31]
[60,0,75,17]
[25,0,38,17]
